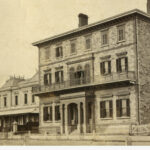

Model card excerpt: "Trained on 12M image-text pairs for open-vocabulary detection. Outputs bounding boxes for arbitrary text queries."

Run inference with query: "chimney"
[78,13,88,27]
[147,0,150,14]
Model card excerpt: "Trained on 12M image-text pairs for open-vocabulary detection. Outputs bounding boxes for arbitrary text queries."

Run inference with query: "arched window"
[85,64,90,83]
[69,67,75,86]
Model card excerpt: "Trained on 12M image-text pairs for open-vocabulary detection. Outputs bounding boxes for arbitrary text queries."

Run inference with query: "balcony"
[32,71,135,95]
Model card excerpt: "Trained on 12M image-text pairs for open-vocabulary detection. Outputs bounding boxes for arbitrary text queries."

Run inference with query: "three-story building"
[32,0,150,135]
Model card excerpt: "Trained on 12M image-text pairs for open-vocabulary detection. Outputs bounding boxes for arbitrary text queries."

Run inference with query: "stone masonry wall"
[137,17,150,124]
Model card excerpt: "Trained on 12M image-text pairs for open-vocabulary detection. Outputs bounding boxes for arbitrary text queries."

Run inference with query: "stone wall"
[137,17,150,124]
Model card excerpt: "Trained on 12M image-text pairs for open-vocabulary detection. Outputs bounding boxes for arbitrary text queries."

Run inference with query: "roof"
[0,72,39,91]
[32,9,150,46]
[0,107,39,116]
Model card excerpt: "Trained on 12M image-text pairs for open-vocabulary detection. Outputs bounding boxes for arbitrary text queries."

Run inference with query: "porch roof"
[0,108,39,116]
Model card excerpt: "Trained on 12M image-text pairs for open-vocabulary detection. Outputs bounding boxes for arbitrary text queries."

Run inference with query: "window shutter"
[125,57,128,71]
[60,47,63,57]
[108,61,111,74]
[116,100,121,117]
[44,74,47,85]
[61,71,64,82]
[100,63,103,74]
[109,101,113,117]
[126,99,130,117]
[119,58,122,72]
[55,72,58,83]
[116,59,119,72]
[49,73,52,85]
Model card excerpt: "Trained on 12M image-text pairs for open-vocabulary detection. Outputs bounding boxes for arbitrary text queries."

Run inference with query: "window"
[55,70,64,83]
[100,100,113,118]
[70,41,76,54]
[56,46,63,58]
[15,95,18,106]
[100,61,111,75]
[101,30,108,45]
[44,73,52,85]
[116,57,128,72]
[116,99,130,117]
[4,97,7,107]
[24,94,28,104]
[32,95,35,103]
[45,47,50,60]
[55,105,60,121]
[85,37,91,49]
[43,106,52,121]
[117,25,125,42]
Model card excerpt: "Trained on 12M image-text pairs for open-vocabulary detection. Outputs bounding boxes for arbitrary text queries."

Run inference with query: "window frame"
[100,60,111,75]
[4,97,7,107]
[55,105,60,121]
[43,105,53,122]
[55,46,63,58]
[116,57,128,73]
[100,100,113,119]
[44,46,50,60]
[85,35,92,50]
[70,39,77,54]
[117,24,125,42]
[101,29,109,46]
[116,99,130,118]
[44,72,52,85]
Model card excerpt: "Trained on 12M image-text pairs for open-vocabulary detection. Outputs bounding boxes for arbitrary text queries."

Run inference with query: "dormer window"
[56,46,63,58]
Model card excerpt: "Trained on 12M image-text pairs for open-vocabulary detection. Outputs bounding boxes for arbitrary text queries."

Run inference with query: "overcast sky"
[0,0,147,86]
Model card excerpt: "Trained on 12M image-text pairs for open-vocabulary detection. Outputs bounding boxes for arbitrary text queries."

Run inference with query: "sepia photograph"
[0,0,150,147]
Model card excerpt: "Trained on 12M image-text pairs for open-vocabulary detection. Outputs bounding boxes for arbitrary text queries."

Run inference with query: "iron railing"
[32,71,135,94]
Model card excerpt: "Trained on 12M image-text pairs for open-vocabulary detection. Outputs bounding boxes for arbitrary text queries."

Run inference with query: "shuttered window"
[55,70,64,83]
[100,100,113,118]
[43,106,53,121]
[44,73,52,85]
[116,99,130,117]
[56,46,63,58]
[100,61,111,75]
[116,57,128,72]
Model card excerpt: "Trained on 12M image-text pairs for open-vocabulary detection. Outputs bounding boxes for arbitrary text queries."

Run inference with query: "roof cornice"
[32,9,150,46]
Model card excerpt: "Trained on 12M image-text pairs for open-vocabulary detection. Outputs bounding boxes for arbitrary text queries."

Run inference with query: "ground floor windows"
[43,104,60,122]
[116,99,130,117]
[43,106,52,121]
[100,100,113,118]
[100,98,130,119]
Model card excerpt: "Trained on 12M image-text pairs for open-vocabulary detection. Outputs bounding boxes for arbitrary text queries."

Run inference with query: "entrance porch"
[60,92,95,135]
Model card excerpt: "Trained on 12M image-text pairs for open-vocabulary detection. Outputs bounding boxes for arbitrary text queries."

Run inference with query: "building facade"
[32,1,150,135]
[0,73,39,132]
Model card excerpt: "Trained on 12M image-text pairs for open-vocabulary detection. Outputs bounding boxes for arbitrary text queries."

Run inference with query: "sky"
[0,0,147,86]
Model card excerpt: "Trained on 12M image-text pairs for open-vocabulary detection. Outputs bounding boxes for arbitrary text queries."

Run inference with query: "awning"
[0,108,39,116]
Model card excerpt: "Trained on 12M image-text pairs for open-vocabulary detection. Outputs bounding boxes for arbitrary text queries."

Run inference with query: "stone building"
[32,0,150,135]
[0,72,39,132]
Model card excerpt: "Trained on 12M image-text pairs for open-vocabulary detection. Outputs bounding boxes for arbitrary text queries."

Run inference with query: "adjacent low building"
[0,73,39,132]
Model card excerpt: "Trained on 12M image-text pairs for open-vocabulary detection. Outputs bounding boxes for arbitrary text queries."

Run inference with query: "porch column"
[65,104,68,135]
[83,102,87,134]
[60,105,63,134]
[52,103,55,123]
[77,102,81,134]
[113,96,117,120]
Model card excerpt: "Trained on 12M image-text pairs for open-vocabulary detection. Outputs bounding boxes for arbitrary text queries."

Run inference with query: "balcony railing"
[32,71,135,94]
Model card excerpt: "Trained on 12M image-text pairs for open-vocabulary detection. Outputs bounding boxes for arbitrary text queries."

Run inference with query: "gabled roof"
[32,9,150,46]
